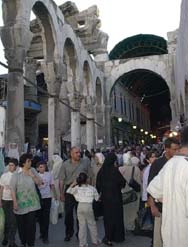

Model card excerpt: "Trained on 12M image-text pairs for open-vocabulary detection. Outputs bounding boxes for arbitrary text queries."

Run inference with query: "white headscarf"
[123,151,132,166]
[130,156,140,166]
[95,152,105,165]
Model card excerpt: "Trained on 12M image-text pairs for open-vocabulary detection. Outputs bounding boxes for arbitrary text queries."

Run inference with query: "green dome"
[109,34,168,60]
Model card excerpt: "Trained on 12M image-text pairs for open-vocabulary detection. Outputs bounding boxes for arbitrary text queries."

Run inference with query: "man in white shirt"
[0,159,18,247]
[147,126,188,247]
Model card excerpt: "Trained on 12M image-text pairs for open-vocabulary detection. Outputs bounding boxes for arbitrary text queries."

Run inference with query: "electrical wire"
[0,61,103,127]
[143,89,169,98]
[111,89,169,100]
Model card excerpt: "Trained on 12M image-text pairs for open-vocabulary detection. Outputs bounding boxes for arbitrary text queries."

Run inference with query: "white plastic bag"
[50,199,59,225]
[59,201,64,215]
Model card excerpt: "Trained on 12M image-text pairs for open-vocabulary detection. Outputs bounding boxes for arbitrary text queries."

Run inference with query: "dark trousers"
[2,200,17,244]
[64,189,78,237]
[16,211,36,246]
[38,198,51,240]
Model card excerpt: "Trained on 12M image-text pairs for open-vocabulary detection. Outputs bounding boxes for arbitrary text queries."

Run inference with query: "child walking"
[37,161,56,244]
[67,172,99,247]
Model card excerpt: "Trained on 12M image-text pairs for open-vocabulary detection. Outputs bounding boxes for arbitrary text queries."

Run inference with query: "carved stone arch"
[21,0,64,96]
[79,47,95,92]
[1,0,65,154]
[62,24,83,92]
[59,37,79,140]
[2,0,64,61]
[63,37,79,93]
[28,1,64,158]
[105,61,172,145]
[106,55,171,101]
[93,69,104,95]
[79,61,92,124]
[96,77,103,106]
[31,2,55,62]
[83,61,93,97]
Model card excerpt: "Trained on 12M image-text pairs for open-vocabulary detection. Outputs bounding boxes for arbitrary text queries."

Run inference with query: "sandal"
[102,239,113,246]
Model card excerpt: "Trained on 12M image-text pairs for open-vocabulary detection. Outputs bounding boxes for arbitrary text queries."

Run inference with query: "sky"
[0,0,182,74]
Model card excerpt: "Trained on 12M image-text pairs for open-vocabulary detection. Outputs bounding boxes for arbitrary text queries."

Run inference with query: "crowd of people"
[1,127,188,247]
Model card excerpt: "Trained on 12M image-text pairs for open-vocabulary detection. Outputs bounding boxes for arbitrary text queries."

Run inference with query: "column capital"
[1,25,33,69]
[41,61,62,96]
[85,96,96,116]
[68,92,83,111]
[4,48,25,71]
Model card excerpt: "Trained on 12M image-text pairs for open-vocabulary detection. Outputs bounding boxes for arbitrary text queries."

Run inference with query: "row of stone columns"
[47,91,97,160]
[3,52,109,158]
[5,68,109,158]
[1,29,110,159]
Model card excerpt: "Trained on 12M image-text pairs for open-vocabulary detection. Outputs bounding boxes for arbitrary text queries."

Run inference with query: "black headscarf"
[96,153,118,183]
[102,152,117,171]
[96,152,126,196]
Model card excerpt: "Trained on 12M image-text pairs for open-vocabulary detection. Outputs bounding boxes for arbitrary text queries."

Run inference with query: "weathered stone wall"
[175,0,188,125]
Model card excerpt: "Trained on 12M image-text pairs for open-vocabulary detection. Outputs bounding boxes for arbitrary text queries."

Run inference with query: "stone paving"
[32,217,151,247]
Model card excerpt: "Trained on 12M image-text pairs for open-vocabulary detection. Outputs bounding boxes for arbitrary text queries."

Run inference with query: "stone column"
[105,104,112,147]
[71,111,81,148]
[68,93,82,148]
[1,0,33,154]
[86,105,95,151]
[1,38,27,154]
[6,58,25,154]
[95,104,105,148]
[42,62,62,160]
[48,96,61,159]
[24,57,38,146]
[85,96,95,151]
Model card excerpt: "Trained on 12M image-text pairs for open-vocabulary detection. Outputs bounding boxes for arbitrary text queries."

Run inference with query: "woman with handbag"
[96,153,126,246]
[119,152,141,231]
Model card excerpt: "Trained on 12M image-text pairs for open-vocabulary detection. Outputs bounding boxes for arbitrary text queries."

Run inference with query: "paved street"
[32,217,151,247]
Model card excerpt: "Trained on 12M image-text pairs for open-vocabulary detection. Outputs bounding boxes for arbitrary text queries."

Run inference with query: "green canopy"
[109,34,168,60]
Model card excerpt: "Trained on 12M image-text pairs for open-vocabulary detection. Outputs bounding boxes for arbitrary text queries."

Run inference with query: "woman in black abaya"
[96,153,126,246]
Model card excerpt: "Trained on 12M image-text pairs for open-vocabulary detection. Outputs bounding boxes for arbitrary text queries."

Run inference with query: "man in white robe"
[147,126,188,247]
